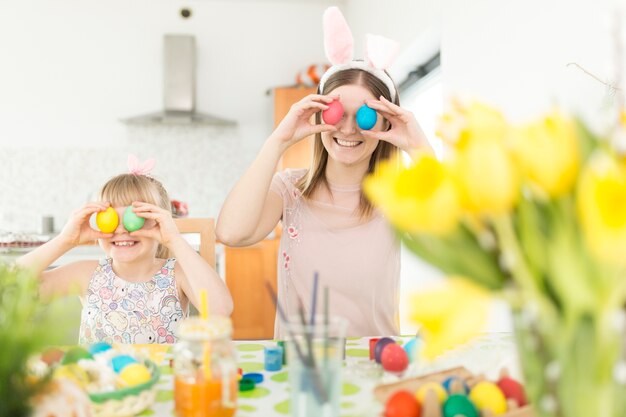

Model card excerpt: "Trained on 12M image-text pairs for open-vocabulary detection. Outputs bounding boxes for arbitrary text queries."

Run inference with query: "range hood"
[123,34,236,126]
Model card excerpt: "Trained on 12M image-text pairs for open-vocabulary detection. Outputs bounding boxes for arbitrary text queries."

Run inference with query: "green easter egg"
[443,394,479,417]
[61,347,93,365]
[123,206,145,232]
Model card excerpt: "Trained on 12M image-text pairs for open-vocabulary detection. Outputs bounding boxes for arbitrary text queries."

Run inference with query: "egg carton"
[374,366,535,417]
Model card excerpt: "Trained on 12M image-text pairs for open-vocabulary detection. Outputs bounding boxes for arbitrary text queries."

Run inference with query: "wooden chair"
[174,217,216,268]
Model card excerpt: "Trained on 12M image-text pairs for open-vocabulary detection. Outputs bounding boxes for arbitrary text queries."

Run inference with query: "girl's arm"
[16,202,112,297]
[130,202,233,316]
[216,94,338,247]
[169,235,233,316]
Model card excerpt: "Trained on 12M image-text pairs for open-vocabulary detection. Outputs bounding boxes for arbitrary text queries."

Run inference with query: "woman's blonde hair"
[98,174,171,258]
[297,68,400,218]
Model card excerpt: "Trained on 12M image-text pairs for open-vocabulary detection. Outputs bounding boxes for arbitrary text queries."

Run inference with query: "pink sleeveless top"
[78,258,185,344]
[270,169,400,338]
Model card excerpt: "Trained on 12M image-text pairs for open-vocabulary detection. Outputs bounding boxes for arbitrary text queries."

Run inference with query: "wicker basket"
[88,359,161,417]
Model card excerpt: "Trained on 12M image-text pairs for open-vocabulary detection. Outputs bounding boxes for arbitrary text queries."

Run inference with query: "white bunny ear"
[365,34,400,70]
[323,7,354,65]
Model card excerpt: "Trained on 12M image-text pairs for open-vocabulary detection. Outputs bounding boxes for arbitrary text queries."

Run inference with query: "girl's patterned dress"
[78,258,185,344]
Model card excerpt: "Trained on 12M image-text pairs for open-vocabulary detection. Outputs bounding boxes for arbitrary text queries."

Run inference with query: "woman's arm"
[216,94,338,247]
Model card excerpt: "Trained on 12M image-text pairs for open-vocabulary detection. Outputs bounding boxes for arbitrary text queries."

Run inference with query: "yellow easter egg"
[54,364,90,388]
[416,381,448,404]
[119,363,151,387]
[469,381,507,415]
[96,207,119,233]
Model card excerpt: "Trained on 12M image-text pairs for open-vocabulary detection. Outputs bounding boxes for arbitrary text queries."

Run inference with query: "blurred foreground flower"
[409,278,490,360]
[366,98,626,417]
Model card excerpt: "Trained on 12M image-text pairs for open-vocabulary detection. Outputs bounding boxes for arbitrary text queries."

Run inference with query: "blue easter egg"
[89,342,112,355]
[403,337,421,363]
[111,355,138,373]
[443,375,469,394]
[356,104,377,130]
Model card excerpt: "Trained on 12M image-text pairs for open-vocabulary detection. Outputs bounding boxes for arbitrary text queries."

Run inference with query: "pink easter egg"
[322,100,344,125]
[381,343,409,373]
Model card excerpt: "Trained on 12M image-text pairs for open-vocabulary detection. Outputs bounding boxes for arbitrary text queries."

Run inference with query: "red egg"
[322,100,344,125]
[497,376,528,407]
[381,343,409,373]
[385,390,421,417]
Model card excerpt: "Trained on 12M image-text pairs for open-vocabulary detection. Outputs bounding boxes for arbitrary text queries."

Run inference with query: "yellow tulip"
[364,155,461,235]
[409,278,490,360]
[437,100,509,149]
[512,111,579,197]
[453,136,519,214]
[578,152,626,266]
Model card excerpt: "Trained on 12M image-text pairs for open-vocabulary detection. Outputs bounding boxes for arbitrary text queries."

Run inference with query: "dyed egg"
[374,337,396,363]
[403,337,421,363]
[469,381,507,415]
[88,342,112,355]
[356,104,377,130]
[119,363,151,387]
[442,376,469,394]
[96,207,119,233]
[122,206,145,232]
[497,376,527,407]
[61,347,93,365]
[381,343,409,373]
[54,364,90,388]
[322,100,344,125]
[111,355,138,373]
[443,394,479,417]
[41,347,65,366]
[385,390,421,417]
[416,382,447,404]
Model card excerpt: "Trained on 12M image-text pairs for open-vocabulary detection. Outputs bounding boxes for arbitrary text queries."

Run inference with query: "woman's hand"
[270,94,338,150]
[129,202,180,247]
[361,96,431,153]
[59,202,113,246]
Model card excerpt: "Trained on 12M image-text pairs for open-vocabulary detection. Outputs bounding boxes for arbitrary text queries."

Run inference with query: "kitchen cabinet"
[274,86,317,169]
[225,234,280,340]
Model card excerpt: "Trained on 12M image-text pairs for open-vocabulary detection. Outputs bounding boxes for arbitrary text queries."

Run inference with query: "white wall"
[442,0,625,127]
[0,0,439,232]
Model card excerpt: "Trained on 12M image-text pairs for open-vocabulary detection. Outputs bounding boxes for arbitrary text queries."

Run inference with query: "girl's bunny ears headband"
[318,7,400,102]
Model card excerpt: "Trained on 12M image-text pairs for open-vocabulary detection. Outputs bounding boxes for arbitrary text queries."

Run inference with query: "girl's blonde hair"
[298,68,400,218]
[98,174,171,258]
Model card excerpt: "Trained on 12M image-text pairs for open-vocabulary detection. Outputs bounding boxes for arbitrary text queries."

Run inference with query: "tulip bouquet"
[365,101,626,417]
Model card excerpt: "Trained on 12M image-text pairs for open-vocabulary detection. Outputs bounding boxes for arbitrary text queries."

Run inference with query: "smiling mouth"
[334,137,363,148]
[112,241,138,247]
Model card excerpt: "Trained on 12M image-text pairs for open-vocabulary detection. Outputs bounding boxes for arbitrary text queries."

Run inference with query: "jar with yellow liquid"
[173,316,237,417]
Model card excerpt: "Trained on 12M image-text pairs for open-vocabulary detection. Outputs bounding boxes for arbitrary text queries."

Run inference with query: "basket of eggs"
[33,342,161,417]
[375,366,534,417]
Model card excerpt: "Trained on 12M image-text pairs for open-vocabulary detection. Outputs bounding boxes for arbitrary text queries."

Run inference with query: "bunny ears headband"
[128,154,156,176]
[318,7,400,101]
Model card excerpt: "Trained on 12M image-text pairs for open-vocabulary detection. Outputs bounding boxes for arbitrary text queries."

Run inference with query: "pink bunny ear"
[323,7,354,65]
[365,34,400,70]
[128,154,156,176]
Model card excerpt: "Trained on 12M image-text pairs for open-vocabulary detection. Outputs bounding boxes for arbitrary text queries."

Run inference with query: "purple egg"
[374,337,396,363]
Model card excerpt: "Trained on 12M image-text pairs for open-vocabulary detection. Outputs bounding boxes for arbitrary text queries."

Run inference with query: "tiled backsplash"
[0,124,265,232]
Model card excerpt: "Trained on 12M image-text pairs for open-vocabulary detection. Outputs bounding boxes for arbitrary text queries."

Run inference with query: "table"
[142,333,518,417]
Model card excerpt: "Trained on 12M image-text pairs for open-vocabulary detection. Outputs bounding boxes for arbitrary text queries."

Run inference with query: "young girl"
[216,7,430,338]
[18,167,233,344]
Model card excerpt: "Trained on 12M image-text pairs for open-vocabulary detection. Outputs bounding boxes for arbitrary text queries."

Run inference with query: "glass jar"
[173,316,238,417]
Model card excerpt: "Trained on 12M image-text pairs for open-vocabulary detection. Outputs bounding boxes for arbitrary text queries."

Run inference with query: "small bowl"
[89,359,161,417]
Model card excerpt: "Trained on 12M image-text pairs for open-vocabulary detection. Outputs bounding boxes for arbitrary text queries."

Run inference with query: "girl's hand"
[271,94,338,150]
[129,202,180,247]
[60,202,113,246]
[361,96,431,153]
